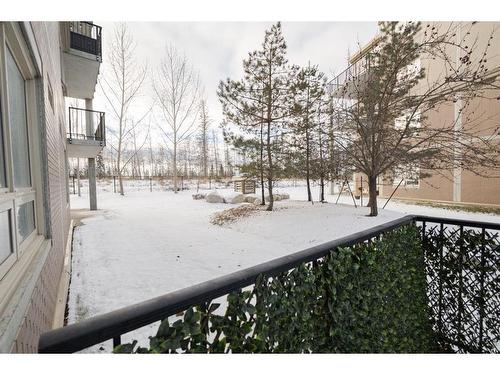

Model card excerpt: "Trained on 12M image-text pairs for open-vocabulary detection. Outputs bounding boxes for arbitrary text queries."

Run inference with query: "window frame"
[0,199,15,278]
[0,22,43,281]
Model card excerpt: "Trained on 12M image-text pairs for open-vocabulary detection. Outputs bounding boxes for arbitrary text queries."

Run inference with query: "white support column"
[86,99,97,210]
[76,157,81,197]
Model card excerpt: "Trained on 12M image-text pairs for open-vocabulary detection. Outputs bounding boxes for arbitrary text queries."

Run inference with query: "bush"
[115,224,436,353]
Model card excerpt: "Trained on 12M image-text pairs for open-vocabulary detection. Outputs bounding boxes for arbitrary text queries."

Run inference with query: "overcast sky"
[93,22,379,146]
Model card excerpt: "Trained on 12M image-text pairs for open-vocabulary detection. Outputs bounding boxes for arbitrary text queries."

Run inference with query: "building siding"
[10,22,71,353]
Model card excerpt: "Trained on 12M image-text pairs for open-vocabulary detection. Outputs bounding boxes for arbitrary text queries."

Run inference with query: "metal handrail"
[38,214,500,353]
[68,22,102,59]
[67,107,106,146]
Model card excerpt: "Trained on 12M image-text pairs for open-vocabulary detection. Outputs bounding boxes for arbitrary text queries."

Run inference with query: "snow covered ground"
[67,181,500,352]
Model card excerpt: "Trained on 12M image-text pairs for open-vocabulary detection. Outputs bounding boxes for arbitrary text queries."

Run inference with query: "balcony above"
[61,22,102,100]
[67,107,106,158]
[329,56,371,98]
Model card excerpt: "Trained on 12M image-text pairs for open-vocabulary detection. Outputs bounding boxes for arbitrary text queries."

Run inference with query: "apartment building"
[0,21,104,353]
[332,22,500,206]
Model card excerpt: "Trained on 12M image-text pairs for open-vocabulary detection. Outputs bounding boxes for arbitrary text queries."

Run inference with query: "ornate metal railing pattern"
[418,216,500,353]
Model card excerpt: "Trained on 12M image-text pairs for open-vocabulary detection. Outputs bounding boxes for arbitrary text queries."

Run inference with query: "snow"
[67,181,500,352]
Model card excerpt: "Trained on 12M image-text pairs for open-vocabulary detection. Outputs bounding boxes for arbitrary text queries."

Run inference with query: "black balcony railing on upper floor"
[69,22,102,59]
[38,215,500,353]
[67,107,106,146]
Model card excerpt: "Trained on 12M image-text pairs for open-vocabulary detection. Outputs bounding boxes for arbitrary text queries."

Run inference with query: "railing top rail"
[39,215,416,353]
[415,215,500,231]
[38,214,500,353]
[69,21,102,34]
[68,107,105,115]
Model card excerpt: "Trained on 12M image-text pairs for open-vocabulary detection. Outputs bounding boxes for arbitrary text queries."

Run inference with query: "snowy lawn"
[67,182,500,351]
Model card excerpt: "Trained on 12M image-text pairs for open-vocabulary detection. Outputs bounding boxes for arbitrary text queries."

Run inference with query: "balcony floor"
[67,139,104,158]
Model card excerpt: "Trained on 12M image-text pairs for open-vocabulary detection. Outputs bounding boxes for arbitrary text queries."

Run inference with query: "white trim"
[0,21,46,309]
[0,200,15,280]
[52,219,74,329]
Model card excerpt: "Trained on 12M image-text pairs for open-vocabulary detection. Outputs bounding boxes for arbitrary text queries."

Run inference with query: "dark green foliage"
[114,224,438,353]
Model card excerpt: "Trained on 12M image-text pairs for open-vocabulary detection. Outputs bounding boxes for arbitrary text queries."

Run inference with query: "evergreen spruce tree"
[218,22,290,211]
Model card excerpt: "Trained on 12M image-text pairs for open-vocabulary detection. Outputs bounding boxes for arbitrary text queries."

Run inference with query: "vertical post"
[438,222,444,339]
[72,175,76,195]
[88,158,97,210]
[478,228,486,352]
[360,176,363,207]
[113,336,121,348]
[150,176,152,192]
[456,225,464,347]
[113,175,116,193]
[86,99,97,210]
[76,158,81,197]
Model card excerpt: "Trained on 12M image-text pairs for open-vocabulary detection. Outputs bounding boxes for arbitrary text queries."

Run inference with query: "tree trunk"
[305,127,312,202]
[367,174,378,216]
[118,169,124,196]
[173,141,178,193]
[259,121,265,206]
[265,119,273,211]
[320,174,325,202]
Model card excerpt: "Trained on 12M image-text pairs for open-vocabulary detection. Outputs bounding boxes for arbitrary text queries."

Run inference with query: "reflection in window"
[6,47,31,188]
[17,201,35,244]
[0,210,13,264]
[0,102,6,188]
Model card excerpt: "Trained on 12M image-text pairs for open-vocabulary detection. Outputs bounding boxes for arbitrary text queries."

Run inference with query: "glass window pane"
[0,210,13,265]
[0,102,6,188]
[17,200,35,244]
[6,47,31,188]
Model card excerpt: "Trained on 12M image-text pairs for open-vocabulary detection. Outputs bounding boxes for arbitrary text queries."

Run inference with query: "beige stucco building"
[333,22,500,207]
[0,21,104,353]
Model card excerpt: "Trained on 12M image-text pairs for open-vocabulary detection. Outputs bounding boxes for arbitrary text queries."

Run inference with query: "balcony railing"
[329,54,373,95]
[38,215,500,353]
[69,22,102,60]
[67,107,106,146]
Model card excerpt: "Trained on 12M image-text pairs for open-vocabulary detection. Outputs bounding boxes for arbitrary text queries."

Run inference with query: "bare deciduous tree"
[333,21,500,216]
[198,99,211,178]
[99,23,148,195]
[154,44,200,193]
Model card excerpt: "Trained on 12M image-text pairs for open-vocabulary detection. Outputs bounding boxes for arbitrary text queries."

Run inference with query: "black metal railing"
[38,215,500,353]
[416,216,500,353]
[69,22,102,59]
[67,107,106,146]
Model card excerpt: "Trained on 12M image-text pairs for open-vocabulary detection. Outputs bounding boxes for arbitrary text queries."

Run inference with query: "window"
[0,23,41,280]
[17,200,35,244]
[0,207,13,264]
[6,46,31,188]
[0,102,6,188]
[392,164,420,188]
[395,110,421,130]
